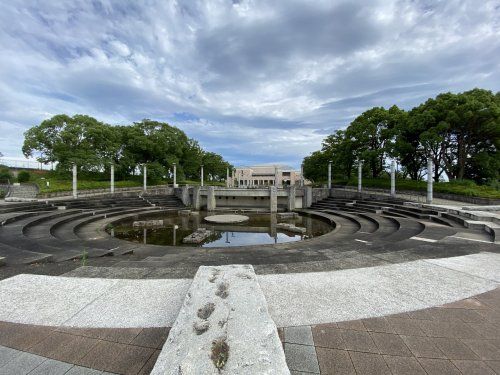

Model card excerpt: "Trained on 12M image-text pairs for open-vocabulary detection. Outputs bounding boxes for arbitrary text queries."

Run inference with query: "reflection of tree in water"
[111,212,333,246]
[203,231,223,245]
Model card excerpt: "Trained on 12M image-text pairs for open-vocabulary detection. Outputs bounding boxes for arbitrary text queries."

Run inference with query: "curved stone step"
[321,209,377,233]
[0,243,54,264]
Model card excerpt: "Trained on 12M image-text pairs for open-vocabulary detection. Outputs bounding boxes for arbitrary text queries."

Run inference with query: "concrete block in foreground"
[151,264,289,375]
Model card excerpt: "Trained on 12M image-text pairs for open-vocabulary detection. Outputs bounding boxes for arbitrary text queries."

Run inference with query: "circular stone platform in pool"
[204,214,250,224]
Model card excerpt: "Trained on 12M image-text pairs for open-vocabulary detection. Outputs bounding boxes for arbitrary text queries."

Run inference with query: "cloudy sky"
[1,0,499,168]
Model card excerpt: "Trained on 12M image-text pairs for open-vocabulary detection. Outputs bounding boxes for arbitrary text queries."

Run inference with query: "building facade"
[233,165,302,188]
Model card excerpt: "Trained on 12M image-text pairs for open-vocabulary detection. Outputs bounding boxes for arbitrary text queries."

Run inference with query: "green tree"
[345,107,397,178]
[23,114,121,172]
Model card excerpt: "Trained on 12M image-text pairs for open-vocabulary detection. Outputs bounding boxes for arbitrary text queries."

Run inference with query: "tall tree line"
[303,89,500,185]
[22,115,232,183]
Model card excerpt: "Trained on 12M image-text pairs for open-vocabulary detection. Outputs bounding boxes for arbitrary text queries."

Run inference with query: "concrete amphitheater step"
[320,209,378,233]
[25,207,127,239]
[299,209,361,237]
[0,211,48,226]
[72,207,165,240]
[6,183,38,199]
[0,243,54,264]
[0,202,56,214]
[63,265,198,278]
[0,211,114,262]
[408,221,459,242]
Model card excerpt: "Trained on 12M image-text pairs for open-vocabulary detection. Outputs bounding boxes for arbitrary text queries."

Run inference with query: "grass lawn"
[333,178,500,199]
[27,171,226,193]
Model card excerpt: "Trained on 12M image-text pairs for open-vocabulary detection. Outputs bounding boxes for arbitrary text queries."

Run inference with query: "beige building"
[233,165,302,188]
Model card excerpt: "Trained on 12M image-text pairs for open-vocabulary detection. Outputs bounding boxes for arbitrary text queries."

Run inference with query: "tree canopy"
[23,115,232,183]
[303,89,500,185]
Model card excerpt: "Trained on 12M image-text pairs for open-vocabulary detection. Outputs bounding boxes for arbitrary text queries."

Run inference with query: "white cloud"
[0,0,499,167]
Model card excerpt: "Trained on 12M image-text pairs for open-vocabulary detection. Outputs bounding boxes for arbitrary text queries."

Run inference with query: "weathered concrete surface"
[0,274,191,327]
[287,186,296,211]
[132,219,164,228]
[192,186,201,210]
[258,252,500,327]
[204,214,249,224]
[181,185,191,206]
[276,223,306,234]
[277,212,299,219]
[151,265,289,375]
[183,228,213,244]
[270,186,278,213]
[303,186,313,208]
[207,186,216,211]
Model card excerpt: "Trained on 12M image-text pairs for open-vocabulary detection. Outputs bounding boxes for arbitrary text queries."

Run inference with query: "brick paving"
[1,288,500,373]
[279,287,500,374]
[0,323,169,375]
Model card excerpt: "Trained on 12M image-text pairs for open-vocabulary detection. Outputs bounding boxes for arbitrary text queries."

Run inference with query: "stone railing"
[37,185,174,199]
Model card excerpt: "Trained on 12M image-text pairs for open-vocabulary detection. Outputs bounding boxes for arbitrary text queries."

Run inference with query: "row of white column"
[325,159,434,203]
[71,163,206,199]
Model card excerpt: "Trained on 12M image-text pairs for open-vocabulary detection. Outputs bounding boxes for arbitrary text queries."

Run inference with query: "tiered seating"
[55,195,151,209]
[142,194,184,209]
[0,193,185,267]
[0,194,497,280]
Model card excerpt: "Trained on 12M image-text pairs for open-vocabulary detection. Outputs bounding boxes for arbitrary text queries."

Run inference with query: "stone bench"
[151,265,289,374]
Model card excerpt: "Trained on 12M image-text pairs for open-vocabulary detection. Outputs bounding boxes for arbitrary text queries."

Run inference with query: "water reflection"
[109,212,331,248]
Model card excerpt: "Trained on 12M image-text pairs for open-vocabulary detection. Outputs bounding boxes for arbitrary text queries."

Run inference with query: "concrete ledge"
[151,265,289,374]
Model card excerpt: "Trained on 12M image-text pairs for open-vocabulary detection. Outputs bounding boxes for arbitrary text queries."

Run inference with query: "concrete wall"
[37,185,174,199]
[182,187,309,211]
[332,186,500,205]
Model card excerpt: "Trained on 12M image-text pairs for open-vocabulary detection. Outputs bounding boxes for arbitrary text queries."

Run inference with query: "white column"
[226,167,230,188]
[173,163,177,188]
[274,166,279,188]
[231,169,235,188]
[110,164,115,194]
[390,160,396,197]
[328,161,332,189]
[143,164,147,192]
[200,165,204,187]
[357,160,363,193]
[300,164,304,187]
[427,159,433,204]
[72,163,77,199]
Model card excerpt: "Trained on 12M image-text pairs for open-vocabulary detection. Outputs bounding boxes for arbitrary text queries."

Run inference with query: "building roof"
[237,164,297,171]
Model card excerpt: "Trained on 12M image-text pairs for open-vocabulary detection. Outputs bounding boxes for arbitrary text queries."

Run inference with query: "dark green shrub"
[17,170,31,183]
[0,167,13,183]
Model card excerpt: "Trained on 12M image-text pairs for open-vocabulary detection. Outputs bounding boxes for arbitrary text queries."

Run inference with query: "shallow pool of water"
[109,211,331,247]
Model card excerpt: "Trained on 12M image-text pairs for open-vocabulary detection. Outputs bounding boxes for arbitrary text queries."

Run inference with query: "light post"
[143,164,147,192]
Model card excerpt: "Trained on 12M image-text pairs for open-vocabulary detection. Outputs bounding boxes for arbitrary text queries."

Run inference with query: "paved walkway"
[0,325,168,374]
[1,253,500,329]
[280,286,500,374]
[1,288,500,374]
[1,253,500,373]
